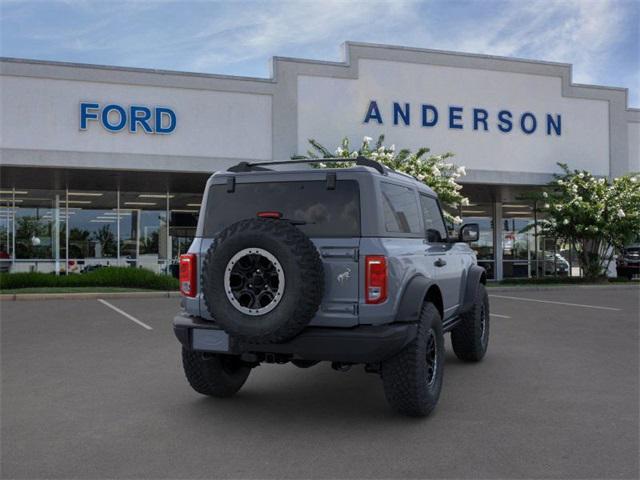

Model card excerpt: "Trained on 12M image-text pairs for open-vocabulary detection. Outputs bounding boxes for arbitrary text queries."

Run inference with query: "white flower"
[542,191,548,198]
[617,209,625,218]
[557,179,564,185]
[390,144,395,152]
[461,197,470,206]
[453,216,462,224]
[363,136,372,144]
[432,167,440,176]
[555,205,563,211]
[631,176,638,183]
[350,151,358,159]
[335,147,343,156]
[578,172,584,178]
[544,203,550,209]
[457,166,467,176]
[563,219,569,225]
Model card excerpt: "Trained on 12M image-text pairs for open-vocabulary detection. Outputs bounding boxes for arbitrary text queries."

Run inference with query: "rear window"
[204,180,360,237]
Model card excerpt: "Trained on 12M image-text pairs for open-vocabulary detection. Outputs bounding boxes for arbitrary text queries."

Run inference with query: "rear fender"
[394,275,439,323]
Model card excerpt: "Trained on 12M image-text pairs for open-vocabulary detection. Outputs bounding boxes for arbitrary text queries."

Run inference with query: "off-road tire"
[291,359,320,369]
[381,302,444,417]
[202,218,324,344]
[451,283,490,362]
[182,348,251,397]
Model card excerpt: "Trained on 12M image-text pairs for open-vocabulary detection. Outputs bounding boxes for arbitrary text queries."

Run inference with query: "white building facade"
[1,42,638,279]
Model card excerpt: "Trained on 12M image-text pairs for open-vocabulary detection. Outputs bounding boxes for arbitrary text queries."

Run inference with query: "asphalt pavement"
[1,286,638,479]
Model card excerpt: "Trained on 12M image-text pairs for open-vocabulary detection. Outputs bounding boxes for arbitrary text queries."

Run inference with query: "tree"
[92,225,117,257]
[295,135,469,223]
[536,163,640,279]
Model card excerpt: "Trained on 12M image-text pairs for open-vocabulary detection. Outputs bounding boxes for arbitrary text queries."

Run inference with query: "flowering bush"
[537,163,640,279]
[295,135,469,223]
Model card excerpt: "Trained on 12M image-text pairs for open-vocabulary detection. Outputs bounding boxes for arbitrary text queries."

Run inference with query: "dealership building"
[1,42,638,280]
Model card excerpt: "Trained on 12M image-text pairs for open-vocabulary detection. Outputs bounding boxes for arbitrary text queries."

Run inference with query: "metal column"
[495,200,503,281]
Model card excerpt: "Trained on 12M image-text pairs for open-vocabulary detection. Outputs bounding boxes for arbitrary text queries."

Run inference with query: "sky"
[1,0,639,106]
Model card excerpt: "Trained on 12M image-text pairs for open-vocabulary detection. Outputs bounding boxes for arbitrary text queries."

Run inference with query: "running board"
[442,315,462,333]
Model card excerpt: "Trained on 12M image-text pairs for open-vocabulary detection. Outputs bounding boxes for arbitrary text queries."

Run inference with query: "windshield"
[203,180,361,237]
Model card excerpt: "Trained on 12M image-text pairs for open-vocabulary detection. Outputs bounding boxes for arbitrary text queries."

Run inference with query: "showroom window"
[0,188,201,275]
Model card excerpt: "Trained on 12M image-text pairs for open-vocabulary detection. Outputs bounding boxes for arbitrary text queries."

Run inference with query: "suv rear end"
[173,159,489,417]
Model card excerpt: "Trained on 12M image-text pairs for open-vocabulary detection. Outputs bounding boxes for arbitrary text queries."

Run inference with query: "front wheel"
[381,302,444,417]
[181,348,251,398]
[451,283,490,362]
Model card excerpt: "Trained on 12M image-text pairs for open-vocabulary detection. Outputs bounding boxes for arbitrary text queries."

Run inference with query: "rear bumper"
[173,312,417,364]
[617,263,640,275]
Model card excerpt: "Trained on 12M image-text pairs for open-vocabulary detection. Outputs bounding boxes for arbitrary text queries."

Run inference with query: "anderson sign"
[363,100,562,136]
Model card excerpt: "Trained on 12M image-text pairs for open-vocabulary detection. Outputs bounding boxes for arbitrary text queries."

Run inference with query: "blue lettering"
[364,100,383,124]
[421,104,438,127]
[80,102,99,130]
[520,112,537,134]
[101,104,127,132]
[155,107,176,134]
[393,102,410,126]
[130,105,153,133]
[546,114,561,136]
[449,106,463,129]
[473,108,489,131]
[497,110,513,132]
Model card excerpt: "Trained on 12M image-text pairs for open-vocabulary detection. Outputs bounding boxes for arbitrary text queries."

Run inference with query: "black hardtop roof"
[219,157,437,196]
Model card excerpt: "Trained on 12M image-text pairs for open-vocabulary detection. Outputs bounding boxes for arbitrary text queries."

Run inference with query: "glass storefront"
[0,188,201,275]
[0,186,581,280]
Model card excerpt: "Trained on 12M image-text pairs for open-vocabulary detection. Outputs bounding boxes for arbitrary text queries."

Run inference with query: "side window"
[381,182,421,234]
[420,194,448,243]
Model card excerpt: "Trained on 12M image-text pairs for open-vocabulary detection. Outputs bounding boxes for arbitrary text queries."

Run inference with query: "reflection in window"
[381,182,421,234]
[502,203,535,278]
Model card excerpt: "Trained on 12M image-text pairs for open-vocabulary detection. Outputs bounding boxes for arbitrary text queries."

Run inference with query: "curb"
[487,283,640,292]
[0,291,181,301]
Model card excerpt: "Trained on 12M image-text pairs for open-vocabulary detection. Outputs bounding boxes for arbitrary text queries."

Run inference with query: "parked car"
[0,250,11,273]
[617,243,640,280]
[537,252,570,276]
[173,157,490,417]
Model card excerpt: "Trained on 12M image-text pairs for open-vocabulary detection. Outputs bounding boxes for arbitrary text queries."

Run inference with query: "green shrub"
[0,267,179,290]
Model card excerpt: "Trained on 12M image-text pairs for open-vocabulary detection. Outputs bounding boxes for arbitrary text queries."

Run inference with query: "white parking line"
[489,294,621,311]
[490,313,511,319]
[97,299,153,330]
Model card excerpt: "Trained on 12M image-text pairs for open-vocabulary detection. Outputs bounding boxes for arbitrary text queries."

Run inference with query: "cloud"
[1,0,637,104]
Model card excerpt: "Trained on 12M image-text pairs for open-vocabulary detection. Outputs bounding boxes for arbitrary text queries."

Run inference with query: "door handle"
[434,258,447,267]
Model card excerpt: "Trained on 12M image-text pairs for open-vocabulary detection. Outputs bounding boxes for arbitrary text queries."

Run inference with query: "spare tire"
[202,218,324,343]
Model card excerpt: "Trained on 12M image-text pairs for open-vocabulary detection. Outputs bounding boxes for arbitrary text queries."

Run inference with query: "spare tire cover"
[202,218,324,343]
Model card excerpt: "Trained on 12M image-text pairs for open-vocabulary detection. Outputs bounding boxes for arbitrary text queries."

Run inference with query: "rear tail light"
[179,254,197,297]
[257,211,282,219]
[365,255,387,304]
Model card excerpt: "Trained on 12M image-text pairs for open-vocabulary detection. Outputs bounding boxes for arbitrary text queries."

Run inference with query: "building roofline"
[1,40,636,110]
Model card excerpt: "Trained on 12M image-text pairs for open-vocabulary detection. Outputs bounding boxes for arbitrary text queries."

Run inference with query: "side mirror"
[459,223,479,243]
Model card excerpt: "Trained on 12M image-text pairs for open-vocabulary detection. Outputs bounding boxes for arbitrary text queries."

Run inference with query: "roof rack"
[227,156,386,175]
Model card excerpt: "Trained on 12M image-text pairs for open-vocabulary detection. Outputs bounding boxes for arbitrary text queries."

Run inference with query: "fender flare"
[459,265,487,314]
[394,275,438,323]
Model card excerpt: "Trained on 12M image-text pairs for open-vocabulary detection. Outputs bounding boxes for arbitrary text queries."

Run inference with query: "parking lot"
[1,285,638,479]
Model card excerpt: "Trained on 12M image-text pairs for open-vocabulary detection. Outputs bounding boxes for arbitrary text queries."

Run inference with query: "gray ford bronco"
[173,157,489,417]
